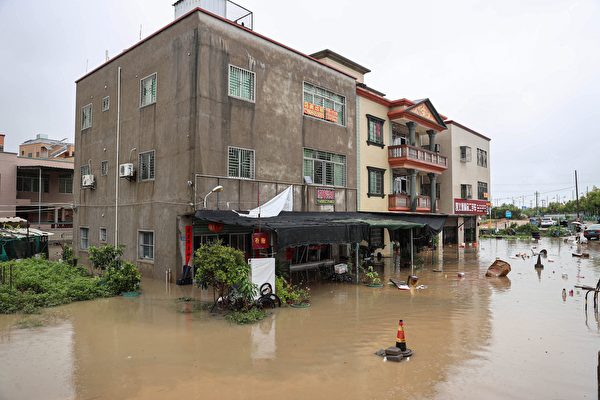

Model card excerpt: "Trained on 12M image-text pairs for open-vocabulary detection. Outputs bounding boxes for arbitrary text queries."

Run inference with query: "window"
[138,231,154,260]
[477,148,488,167]
[367,167,385,197]
[101,160,108,176]
[367,115,385,146]
[478,181,488,200]
[229,65,255,102]
[81,103,92,130]
[27,153,32,158]
[80,227,89,250]
[460,146,472,162]
[59,174,73,194]
[140,73,157,107]
[138,151,155,181]
[303,148,346,187]
[99,228,107,243]
[102,96,110,112]
[80,165,90,186]
[461,184,473,199]
[303,82,345,126]
[16,173,49,193]
[228,147,255,179]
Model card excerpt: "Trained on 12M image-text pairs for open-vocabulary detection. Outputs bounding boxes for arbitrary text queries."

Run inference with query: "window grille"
[461,184,473,199]
[140,73,157,107]
[478,181,488,200]
[102,96,110,112]
[80,227,89,250]
[460,146,472,162]
[367,116,384,145]
[228,147,255,179]
[367,167,384,196]
[59,174,73,194]
[99,228,107,242]
[229,65,255,102]
[80,165,90,187]
[139,151,155,181]
[101,160,108,176]
[81,104,92,130]
[138,231,154,260]
[303,82,345,126]
[303,148,346,187]
[477,148,488,167]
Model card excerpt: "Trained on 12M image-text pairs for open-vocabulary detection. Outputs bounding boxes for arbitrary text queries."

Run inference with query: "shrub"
[102,261,141,295]
[61,244,75,265]
[194,241,256,311]
[275,276,310,305]
[226,309,267,324]
[89,245,124,271]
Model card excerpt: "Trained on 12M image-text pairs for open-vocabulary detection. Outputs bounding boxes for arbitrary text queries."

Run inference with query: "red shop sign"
[453,198,489,215]
[185,225,193,265]
[252,232,270,250]
[208,222,224,233]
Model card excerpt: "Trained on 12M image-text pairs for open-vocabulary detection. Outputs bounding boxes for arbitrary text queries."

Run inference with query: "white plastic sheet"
[237,186,293,218]
[249,258,275,300]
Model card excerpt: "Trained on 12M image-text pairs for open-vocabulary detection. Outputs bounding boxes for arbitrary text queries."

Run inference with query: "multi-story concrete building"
[19,134,74,160]
[437,120,491,244]
[0,134,74,228]
[74,4,358,278]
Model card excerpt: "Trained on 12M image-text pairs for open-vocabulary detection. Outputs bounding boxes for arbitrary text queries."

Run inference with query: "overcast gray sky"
[1,0,598,205]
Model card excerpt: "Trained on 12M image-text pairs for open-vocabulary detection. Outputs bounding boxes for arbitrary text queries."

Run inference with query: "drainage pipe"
[114,66,122,246]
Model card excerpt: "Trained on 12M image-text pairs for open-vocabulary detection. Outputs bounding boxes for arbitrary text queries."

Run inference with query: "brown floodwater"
[1,238,599,400]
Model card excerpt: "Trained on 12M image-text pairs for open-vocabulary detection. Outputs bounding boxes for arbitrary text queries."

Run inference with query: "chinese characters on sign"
[185,225,193,265]
[453,198,489,215]
[304,101,339,124]
[316,188,336,205]
[252,232,269,250]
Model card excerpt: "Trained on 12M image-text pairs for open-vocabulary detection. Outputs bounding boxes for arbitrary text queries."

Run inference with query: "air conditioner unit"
[434,144,441,153]
[82,174,95,188]
[119,163,135,178]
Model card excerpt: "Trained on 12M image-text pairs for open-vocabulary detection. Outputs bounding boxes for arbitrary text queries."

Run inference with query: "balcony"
[388,194,439,213]
[388,144,448,173]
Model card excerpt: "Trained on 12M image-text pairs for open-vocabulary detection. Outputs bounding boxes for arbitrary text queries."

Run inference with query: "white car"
[540,218,556,228]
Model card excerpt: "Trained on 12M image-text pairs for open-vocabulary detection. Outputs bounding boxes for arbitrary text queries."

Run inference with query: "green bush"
[225,309,267,324]
[89,245,124,271]
[275,276,310,305]
[0,259,111,314]
[515,223,540,235]
[194,241,256,311]
[102,261,141,295]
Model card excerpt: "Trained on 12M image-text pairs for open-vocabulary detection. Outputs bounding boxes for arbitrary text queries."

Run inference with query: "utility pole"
[575,170,580,220]
[535,191,539,215]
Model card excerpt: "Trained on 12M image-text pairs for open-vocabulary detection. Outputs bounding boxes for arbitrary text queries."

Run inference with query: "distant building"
[437,121,491,244]
[0,134,74,228]
[19,134,74,160]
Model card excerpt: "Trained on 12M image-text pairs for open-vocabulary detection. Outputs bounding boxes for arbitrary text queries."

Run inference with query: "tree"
[194,241,256,310]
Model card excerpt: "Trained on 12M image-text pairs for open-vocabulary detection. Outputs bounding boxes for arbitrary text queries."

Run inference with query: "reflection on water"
[0,238,599,399]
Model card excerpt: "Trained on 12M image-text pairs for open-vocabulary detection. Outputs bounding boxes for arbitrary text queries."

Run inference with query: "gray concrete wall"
[74,11,357,278]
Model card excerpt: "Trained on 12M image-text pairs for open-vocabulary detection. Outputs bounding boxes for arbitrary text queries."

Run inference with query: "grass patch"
[225,309,267,325]
[0,259,112,314]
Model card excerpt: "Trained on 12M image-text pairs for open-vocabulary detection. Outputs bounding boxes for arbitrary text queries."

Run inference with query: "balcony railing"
[388,194,438,212]
[388,144,447,170]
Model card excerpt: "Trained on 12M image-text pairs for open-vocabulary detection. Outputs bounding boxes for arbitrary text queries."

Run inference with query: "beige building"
[437,120,491,244]
[0,134,74,227]
[19,134,74,160]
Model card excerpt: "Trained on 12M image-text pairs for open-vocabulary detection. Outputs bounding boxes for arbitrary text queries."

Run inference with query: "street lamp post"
[203,185,224,209]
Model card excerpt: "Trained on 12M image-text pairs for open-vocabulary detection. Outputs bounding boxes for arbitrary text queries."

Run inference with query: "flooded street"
[1,238,599,400]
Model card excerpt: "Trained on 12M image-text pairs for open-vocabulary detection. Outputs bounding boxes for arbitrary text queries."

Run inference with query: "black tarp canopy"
[193,210,447,248]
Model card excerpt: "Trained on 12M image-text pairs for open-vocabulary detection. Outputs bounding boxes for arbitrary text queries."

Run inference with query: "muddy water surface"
[1,238,599,399]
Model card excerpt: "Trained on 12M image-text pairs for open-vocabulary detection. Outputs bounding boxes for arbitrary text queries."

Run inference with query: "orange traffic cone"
[395,320,414,357]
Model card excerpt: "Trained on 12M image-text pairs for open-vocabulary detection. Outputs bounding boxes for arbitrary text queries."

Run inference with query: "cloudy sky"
[1,0,598,205]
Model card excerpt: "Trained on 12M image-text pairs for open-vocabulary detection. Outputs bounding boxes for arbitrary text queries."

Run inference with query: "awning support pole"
[410,228,414,276]
[355,242,359,284]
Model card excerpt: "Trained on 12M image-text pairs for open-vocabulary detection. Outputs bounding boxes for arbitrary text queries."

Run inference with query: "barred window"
[138,231,154,260]
[102,96,110,112]
[59,174,73,194]
[101,160,108,176]
[99,228,107,243]
[80,164,90,187]
[461,184,473,199]
[460,146,472,162]
[16,173,49,193]
[367,167,385,197]
[229,65,255,102]
[81,104,92,130]
[139,151,155,181]
[303,82,345,126]
[477,148,488,168]
[228,147,255,179]
[140,73,157,107]
[367,115,384,146]
[478,181,488,200]
[303,148,346,187]
[80,227,89,250]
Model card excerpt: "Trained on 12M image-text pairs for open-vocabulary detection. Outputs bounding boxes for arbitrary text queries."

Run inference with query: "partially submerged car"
[583,224,600,240]
[540,217,556,228]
